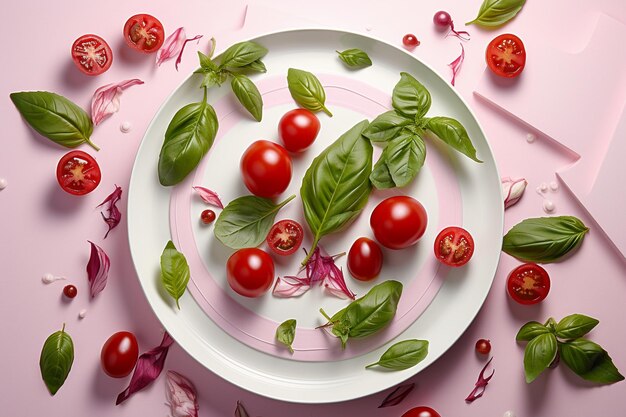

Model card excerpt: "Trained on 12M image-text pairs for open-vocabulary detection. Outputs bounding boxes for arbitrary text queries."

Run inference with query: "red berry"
[475,338,491,355]
[201,209,216,224]
[402,34,420,48]
[63,285,77,299]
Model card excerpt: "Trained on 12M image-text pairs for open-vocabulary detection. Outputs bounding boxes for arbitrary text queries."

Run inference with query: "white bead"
[78,309,87,319]
[549,181,559,191]
[120,121,132,133]
[0,178,7,190]
[543,200,555,213]
[503,411,516,417]
[526,133,536,143]
[540,182,548,192]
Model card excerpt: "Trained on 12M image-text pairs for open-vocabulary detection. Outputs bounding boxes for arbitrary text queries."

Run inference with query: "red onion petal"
[176,35,203,71]
[235,401,250,417]
[192,186,224,208]
[165,370,199,417]
[322,264,356,300]
[86,241,110,298]
[447,21,471,41]
[91,79,144,125]
[448,43,465,86]
[272,276,311,298]
[156,27,187,66]
[465,357,494,403]
[97,185,123,239]
[378,382,415,408]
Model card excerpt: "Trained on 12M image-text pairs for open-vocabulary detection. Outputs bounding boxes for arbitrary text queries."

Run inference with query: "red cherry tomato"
[71,34,113,76]
[370,196,427,250]
[475,338,491,354]
[434,226,474,267]
[486,33,526,78]
[200,209,216,224]
[402,34,420,48]
[227,248,275,297]
[348,237,383,281]
[63,285,77,299]
[100,331,139,378]
[507,263,550,305]
[266,219,303,256]
[278,109,320,153]
[123,14,165,53]
[56,150,102,196]
[402,406,441,417]
[240,140,292,198]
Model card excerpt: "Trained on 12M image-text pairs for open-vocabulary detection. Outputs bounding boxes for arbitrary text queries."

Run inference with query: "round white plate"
[128,28,503,403]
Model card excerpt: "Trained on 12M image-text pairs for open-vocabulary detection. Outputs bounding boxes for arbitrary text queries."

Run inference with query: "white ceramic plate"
[128,28,503,403]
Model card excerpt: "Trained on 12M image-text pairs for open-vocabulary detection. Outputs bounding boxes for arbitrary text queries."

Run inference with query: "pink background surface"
[1,1,626,416]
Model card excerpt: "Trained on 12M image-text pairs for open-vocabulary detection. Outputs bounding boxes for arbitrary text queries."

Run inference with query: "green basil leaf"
[287,68,332,116]
[560,339,604,375]
[219,41,268,69]
[275,319,297,354]
[577,351,625,384]
[197,51,218,71]
[502,216,589,263]
[230,73,263,122]
[385,133,426,188]
[336,48,372,68]
[366,339,429,370]
[392,72,431,120]
[370,150,396,190]
[516,321,551,342]
[300,120,372,258]
[160,240,191,309]
[215,195,295,249]
[362,110,413,143]
[524,332,557,383]
[40,325,74,395]
[426,116,482,162]
[555,314,599,340]
[233,59,267,73]
[197,70,228,88]
[10,91,98,151]
[158,93,219,186]
[466,0,527,27]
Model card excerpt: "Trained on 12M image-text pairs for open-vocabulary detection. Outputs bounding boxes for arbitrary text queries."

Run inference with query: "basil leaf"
[392,72,431,120]
[502,216,589,263]
[516,321,551,341]
[577,351,625,384]
[233,59,267,73]
[523,333,557,383]
[362,110,413,143]
[300,120,372,258]
[197,51,218,71]
[158,93,218,186]
[370,150,396,190]
[215,195,295,249]
[336,48,372,68]
[198,69,228,88]
[275,319,297,354]
[10,91,98,151]
[555,314,599,340]
[366,339,429,370]
[160,240,191,309]
[287,68,332,116]
[40,325,74,395]
[560,339,605,375]
[426,117,482,162]
[230,73,263,122]
[219,41,268,69]
[466,0,527,27]
[385,133,426,188]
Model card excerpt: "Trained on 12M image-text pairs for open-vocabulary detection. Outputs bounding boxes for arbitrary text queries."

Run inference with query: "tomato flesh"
[278,109,320,152]
[240,140,292,198]
[370,196,428,250]
[56,150,101,195]
[348,237,383,281]
[123,14,165,53]
[434,226,474,267]
[486,34,526,78]
[507,263,550,305]
[100,331,139,378]
[227,248,275,297]
[402,406,441,417]
[71,34,112,76]
[267,219,303,256]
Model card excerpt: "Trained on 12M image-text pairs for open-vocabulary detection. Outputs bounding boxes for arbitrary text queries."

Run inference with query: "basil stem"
[40,324,74,395]
[160,241,191,309]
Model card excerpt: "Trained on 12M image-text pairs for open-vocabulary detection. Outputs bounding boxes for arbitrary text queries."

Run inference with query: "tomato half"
[370,196,428,250]
[100,331,139,378]
[227,248,275,297]
[348,237,383,281]
[507,263,550,305]
[123,14,165,53]
[402,406,441,417]
[486,33,526,78]
[71,34,113,76]
[56,150,102,195]
[266,219,303,256]
[240,140,292,198]
[434,226,474,267]
[278,109,320,153]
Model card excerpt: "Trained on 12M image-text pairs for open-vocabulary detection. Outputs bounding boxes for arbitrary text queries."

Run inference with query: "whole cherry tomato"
[278,109,320,152]
[240,140,292,198]
[347,237,383,281]
[370,196,427,249]
[227,248,275,297]
[100,331,139,378]
[402,406,441,417]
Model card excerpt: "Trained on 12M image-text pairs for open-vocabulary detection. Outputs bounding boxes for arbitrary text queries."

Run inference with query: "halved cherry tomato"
[123,14,165,53]
[507,263,550,305]
[56,150,101,195]
[226,248,274,298]
[348,237,383,281]
[434,226,474,267]
[402,406,441,417]
[100,331,139,378]
[486,33,526,78]
[240,140,292,198]
[266,219,303,256]
[370,196,428,250]
[278,109,320,153]
[71,34,113,76]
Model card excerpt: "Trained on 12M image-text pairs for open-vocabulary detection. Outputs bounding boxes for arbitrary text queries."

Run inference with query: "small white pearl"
[526,133,536,143]
[543,200,555,213]
[549,181,559,191]
[78,309,87,319]
[365,26,373,32]
[42,273,55,284]
[120,121,132,133]
[0,178,7,190]
[540,182,548,192]
[503,411,516,417]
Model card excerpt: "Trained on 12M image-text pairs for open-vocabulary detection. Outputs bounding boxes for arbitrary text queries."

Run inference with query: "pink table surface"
[1,1,625,416]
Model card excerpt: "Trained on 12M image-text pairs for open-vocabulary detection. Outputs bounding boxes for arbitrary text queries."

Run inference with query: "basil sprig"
[502,216,589,263]
[40,324,74,395]
[10,91,98,151]
[362,72,481,190]
[215,194,295,249]
[336,48,372,68]
[320,280,402,349]
[366,339,429,370]
[466,0,526,27]
[287,68,332,116]
[300,120,372,263]
[276,319,297,354]
[516,314,623,384]
[160,240,191,309]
